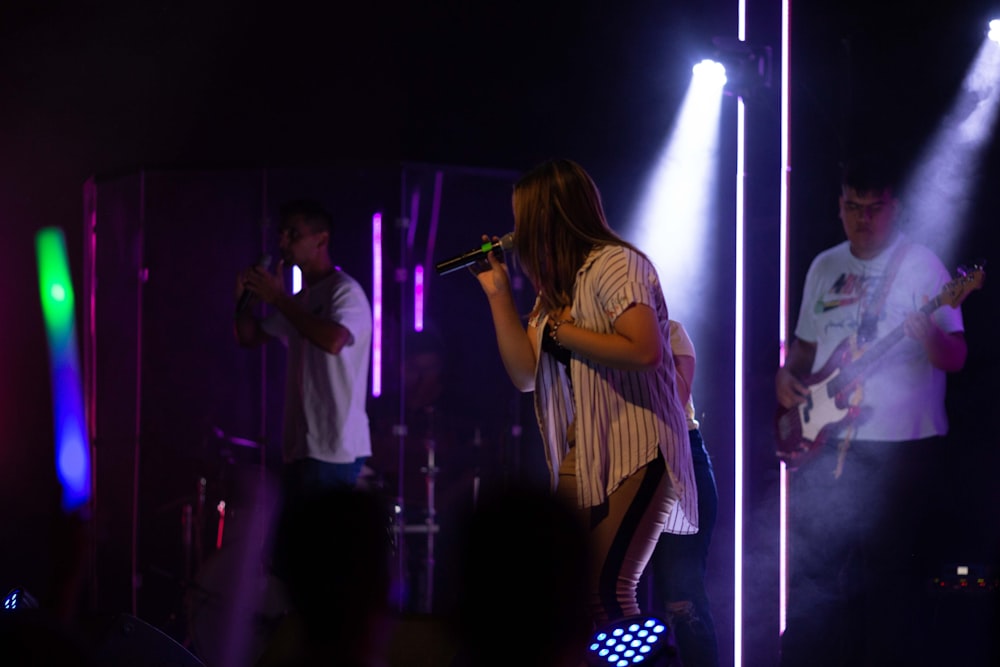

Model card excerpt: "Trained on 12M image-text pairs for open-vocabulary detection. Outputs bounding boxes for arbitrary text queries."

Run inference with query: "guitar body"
[775,336,864,468]
[774,261,984,470]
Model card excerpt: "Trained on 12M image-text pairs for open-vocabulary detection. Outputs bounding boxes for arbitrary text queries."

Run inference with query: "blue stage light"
[2,587,39,612]
[586,615,675,666]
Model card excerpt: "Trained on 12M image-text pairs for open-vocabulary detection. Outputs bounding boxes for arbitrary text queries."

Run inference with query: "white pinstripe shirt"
[531,245,698,534]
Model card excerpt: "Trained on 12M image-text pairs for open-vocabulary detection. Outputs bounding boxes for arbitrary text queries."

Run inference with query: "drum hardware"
[209,425,263,450]
[385,406,448,614]
[215,500,227,551]
[417,423,438,615]
[182,463,281,667]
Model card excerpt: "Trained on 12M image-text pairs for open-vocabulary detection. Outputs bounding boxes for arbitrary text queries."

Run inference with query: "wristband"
[549,318,573,346]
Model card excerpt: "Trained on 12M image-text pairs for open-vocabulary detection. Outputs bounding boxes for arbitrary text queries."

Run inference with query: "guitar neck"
[829,295,942,393]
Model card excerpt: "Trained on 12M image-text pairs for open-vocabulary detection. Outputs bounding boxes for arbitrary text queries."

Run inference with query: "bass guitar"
[775,262,985,468]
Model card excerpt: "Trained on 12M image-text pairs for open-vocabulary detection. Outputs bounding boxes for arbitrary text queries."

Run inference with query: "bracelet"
[549,318,573,346]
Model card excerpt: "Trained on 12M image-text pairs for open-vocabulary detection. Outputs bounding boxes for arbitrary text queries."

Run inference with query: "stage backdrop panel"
[83,162,538,627]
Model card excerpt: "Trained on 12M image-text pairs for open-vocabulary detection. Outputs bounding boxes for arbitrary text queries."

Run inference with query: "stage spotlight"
[989,19,999,43]
[2,587,39,611]
[693,59,727,88]
[586,615,675,666]
[898,18,1000,264]
[708,36,772,98]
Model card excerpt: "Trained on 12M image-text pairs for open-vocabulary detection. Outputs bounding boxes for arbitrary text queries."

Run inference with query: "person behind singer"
[645,320,719,667]
[774,152,967,666]
[234,199,374,568]
[366,328,485,614]
[470,158,698,624]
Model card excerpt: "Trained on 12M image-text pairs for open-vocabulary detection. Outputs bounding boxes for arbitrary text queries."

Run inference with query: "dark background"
[1,1,998,665]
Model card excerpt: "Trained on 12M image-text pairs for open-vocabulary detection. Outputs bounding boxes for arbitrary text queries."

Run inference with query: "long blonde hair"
[512,158,644,316]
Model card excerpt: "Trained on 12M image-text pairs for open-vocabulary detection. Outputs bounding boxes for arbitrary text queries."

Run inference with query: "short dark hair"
[839,153,902,196]
[279,199,333,235]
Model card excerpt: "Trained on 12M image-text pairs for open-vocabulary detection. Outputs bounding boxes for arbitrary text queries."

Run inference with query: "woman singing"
[471,158,698,623]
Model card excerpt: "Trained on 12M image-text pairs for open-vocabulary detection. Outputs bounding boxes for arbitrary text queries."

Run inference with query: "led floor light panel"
[587,615,672,666]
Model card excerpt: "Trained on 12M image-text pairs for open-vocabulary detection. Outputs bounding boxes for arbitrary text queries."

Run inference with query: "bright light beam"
[625,62,726,319]
[899,37,1000,264]
[623,56,728,659]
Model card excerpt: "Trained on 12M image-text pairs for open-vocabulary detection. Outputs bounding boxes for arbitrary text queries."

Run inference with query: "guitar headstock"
[939,261,986,308]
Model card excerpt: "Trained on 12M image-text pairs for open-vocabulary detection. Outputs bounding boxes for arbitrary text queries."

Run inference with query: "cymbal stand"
[417,407,439,614]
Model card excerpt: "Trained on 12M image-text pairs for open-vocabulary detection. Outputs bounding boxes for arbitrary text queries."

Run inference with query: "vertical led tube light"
[734,96,747,666]
[35,227,91,513]
[413,264,425,332]
[778,0,792,637]
[735,0,747,663]
[424,172,444,284]
[372,212,383,397]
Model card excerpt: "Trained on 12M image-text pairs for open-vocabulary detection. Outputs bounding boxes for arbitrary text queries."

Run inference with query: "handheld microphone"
[236,254,272,314]
[435,232,515,276]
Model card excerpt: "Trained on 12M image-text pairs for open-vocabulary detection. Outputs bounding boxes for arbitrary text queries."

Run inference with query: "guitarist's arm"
[775,338,817,409]
[903,312,967,372]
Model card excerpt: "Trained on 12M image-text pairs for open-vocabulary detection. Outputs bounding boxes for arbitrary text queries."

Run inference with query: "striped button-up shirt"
[531,245,698,534]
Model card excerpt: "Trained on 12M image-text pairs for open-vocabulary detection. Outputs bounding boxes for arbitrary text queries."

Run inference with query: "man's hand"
[903,310,968,372]
[775,366,810,409]
[239,259,287,305]
[776,338,817,409]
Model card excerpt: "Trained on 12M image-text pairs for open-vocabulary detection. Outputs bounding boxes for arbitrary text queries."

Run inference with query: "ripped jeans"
[647,428,719,667]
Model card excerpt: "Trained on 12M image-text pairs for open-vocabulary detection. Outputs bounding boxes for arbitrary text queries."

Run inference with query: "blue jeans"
[281,456,367,506]
[648,428,719,667]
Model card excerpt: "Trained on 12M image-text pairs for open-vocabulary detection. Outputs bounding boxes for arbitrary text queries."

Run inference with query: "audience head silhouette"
[448,483,592,667]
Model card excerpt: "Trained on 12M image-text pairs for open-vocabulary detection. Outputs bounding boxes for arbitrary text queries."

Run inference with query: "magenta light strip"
[734,95,747,666]
[372,212,383,397]
[735,0,748,662]
[413,264,425,332]
[779,0,792,637]
[423,171,444,291]
[86,200,98,500]
[407,188,421,251]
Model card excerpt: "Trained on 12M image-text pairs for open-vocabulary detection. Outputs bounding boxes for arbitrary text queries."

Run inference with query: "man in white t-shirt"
[775,153,967,666]
[235,199,373,507]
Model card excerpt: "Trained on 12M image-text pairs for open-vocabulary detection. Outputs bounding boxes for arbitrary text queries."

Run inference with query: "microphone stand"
[391,419,407,612]
[393,405,442,615]
[390,208,410,613]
